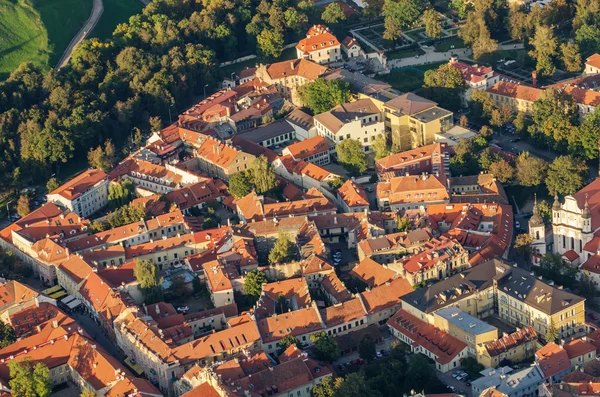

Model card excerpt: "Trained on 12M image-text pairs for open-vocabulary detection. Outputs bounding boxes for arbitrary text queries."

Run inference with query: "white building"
[47,169,109,218]
[296,25,341,64]
[314,98,384,153]
[585,53,600,74]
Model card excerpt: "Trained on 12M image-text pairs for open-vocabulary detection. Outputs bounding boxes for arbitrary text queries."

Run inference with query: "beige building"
[478,326,538,368]
[486,81,543,115]
[366,92,453,152]
[47,168,109,218]
[255,59,328,106]
[296,25,341,64]
[202,260,235,308]
[401,259,586,343]
[314,98,385,153]
[585,53,600,74]
[433,307,498,358]
[194,137,256,181]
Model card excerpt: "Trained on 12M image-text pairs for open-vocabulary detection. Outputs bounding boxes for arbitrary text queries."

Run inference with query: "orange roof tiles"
[195,138,244,169]
[124,233,194,259]
[337,180,369,208]
[359,277,412,314]
[283,136,329,160]
[377,174,449,205]
[321,273,352,302]
[400,237,464,275]
[48,169,107,201]
[320,298,366,327]
[9,302,66,337]
[348,258,397,288]
[388,309,467,365]
[376,142,450,176]
[297,25,340,54]
[587,53,600,69]
[487,81,543,103]
[257,306,324,343]
[182,383,221,397]
[265,59,328,81]
[58,255,94,284]
[536,342,571,378]
[0,281,39,307]
[484,326,537,358]
[131,194,168,216]
[565,339,596,359]
[203,260,234,292]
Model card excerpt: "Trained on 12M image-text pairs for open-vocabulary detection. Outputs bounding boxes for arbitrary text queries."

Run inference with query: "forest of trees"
[0,0,331,197]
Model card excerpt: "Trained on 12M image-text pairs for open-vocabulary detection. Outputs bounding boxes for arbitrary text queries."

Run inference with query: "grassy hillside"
[0,0,92,79]
[0,0,49,79]
[90,0,143,40]
[36,0,93,65]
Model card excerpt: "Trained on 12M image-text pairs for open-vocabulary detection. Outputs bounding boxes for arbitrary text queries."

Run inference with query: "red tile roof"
[565,339,596,359]
[536,342,571,378]
[257,306,324,343]
[296,25,340,54]
[320,298,366,328]
[388,309,467,365]
[587,53,600,69]
[265,59,328,81]
[484,326,537,358]
[48,169,107,201]
[337,180,369,208]
[487,81,543,102]
[283,136,329,161]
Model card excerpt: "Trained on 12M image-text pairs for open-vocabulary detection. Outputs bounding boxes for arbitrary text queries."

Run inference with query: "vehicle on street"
[510,137,521,142]
[589,312,599,321]
[515,221,521,229]
[366,186,373,193]
[177,306,189,313]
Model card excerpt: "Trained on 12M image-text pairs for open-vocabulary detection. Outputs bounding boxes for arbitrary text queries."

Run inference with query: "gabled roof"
[283,136,329,161]
[297,25,340,54]
[337,180,369,208]
[265,59,328,81]
[487,81,543,102]
[348,258,397,288]
[384,92,436,115]
[587,53,600,69]
[314,98,379,134]
[48,169,107,201]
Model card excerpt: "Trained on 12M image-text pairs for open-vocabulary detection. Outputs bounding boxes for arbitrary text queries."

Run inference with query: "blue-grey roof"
[496,366,544,395]
[435,307,497,335]
[472,367,513,390]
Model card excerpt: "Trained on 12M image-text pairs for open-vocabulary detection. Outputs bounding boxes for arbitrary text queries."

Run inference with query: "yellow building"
[400,259,586,343]
[478,326,538,368]
[486,81,543,115]
[364,92,453,152]
[434,307,498,358]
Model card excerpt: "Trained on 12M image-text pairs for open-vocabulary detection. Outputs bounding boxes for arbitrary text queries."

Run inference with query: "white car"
[177,306,189,312]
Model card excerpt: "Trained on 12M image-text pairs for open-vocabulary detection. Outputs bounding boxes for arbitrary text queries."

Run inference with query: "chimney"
[52,320,58,329]
[532,70,537,88]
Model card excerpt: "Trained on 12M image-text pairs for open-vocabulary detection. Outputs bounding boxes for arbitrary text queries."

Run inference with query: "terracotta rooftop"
[319,298,366,328]
[388,309,467,365]
[337,180,369,208]
[297,24,340,54]
[587,53,600,69]
[348,258,397,288]
[535,342,571,379]
[377,174,449,205]
[564,338,597,359]
[283,136,329,160]
[48,168,107,201]
[487,81,543,102]
[257,306,324,343]
[265,59,328,81]
[484,326,537,358]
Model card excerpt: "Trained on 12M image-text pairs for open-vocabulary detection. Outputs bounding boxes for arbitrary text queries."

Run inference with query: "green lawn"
[89,0,143,40]
[404,27,425,42]
[0,0,49,79]
[386,47,425,60]
[0,0,94,79]
[434,37,465,52]
[378,68,425,93]
[35,0,93,65]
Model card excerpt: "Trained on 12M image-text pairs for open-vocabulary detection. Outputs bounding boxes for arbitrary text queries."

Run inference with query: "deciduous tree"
[8,358,52,397]
[243,269,268,296]
[46,177,59,192]
[268,232,295,264]
[373,133,390,160]
[250,155,278,194]
[134,259,159,289]
[423,8,443,38]
[310,332,341,362]
[514,233,533,263]
[546,155,587,195]
[336,139,368,176]
[516,152,547,187]
[16,195,30,218]
[359,334,377,362]
[322,3,346,24]
[229,171,253,199]
[87,140,116,172]
[257,29,284,59]
[489,159,515,183]
[300,79,351,114]
[383,0,422,41]
[561,42,582,72]
[423,64,463,88]
[529,25,558,76]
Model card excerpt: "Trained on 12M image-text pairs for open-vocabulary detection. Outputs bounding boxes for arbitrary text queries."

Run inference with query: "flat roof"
[236,119,295,143]
[412,106,453,123]
[435,307,497,335]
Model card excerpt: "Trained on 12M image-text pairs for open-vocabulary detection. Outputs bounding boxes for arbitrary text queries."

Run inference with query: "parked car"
[177,306,189,313]
[366,186,374,193]
[376,351,383,359]
[589,312,599,321]
[515,221,521,229]
[510,137,521,142]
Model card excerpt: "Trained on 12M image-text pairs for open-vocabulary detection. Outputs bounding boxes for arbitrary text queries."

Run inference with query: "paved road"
[55,0,104,69]
[71,311,120,358]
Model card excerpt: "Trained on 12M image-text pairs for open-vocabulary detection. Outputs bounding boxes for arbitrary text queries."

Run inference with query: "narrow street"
[71,311,120,358]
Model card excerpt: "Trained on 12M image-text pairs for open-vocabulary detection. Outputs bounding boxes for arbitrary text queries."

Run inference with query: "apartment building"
[449,57,499,102]
[478,326,538,368]
[375,92,453,152]
[348,257,398,288]
[194,137,257,181]
[471,366,544,397]
[336,179,369,213]
[47,168,109,218]
[296,25,341,64]
[396,237,469,286]
[235,118,296,148]
[377,173,450,211]
[376,141,451,180]
[388,309,469,372]
[487,81,543,115]
[401,258,586,342]
[282,135,331,165]
[314,98,384,153]
[433,307,498,358]
[235,188,336,222]
[255,59,328,106]
[203,260,235,307]
[357,229,432,262]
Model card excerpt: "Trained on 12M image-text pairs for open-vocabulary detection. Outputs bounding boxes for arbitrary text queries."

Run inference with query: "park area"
[352,23,411,51]
[0,0,93,77]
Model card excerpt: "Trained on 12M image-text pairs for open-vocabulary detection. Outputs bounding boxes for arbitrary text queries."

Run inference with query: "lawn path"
[55,0,103,69]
